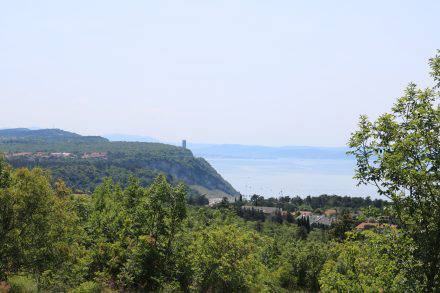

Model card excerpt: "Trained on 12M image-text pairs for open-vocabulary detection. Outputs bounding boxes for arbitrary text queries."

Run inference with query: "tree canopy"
[349,50,440,291]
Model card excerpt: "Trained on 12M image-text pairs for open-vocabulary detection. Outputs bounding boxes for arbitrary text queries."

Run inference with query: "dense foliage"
[349,50,440,290]
[320,230,422,291]
[0,129,237,197]
[0,158,422,292]
[248,193,387,211]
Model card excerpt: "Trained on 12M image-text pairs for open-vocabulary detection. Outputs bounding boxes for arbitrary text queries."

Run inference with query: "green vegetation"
[7,275,38,293]
[0,52,438,291]
[247,193,387,211]
[0,158,424,292]
[319,230,421,291]
[0,128,237,198]
[348,49,440,290]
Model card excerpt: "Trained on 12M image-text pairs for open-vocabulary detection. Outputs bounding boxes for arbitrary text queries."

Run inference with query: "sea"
[205,157,379,199]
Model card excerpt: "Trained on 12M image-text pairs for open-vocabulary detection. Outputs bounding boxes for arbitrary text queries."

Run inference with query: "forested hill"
[0,128,238,197]
[0,128,106,143]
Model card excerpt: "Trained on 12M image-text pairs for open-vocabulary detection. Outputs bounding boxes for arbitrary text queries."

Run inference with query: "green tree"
[319,230,422,292]
[189,224,268,292]
[86,178,128,287]
[0,165,86,289]
[276,241,328,291]
[359,205,382,220]
[250,194,265,206]
[348,51,440,290]
[286,212,295,223]
[121,175,187,290]
[55,178,72,198]
[329,209,356,241]
[0,155,11,188]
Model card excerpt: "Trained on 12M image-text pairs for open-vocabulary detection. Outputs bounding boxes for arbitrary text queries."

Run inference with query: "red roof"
[324,209,337,216]
[299,211,312,217]
[356,222,380,230]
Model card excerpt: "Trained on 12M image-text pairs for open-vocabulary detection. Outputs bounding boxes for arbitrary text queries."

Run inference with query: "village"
[207,195,396,232]
[243,205,337,226]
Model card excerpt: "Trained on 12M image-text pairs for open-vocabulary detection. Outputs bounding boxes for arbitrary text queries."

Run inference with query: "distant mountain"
[98,133,351,160]
[0,128,237,198]
[188,143,351,160]
[0,128,107,143]
[0,128,77,137]
[104,133,158,143]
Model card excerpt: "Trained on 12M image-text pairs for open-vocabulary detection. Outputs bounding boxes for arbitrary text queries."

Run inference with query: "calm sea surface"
[205,158,379,198]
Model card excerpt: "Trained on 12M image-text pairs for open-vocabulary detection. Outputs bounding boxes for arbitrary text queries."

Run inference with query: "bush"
[70,281,101,293]
[189,224,269,291]
[319,230,422,292]
[8,275,38,293]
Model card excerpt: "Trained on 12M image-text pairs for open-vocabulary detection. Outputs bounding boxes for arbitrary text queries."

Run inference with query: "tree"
[329,209,356,241]
[187,193,209,206]
[297,216,311,234]
[277,241,328,291]
[87,175,187,290]
[0,155,11,188]
[84,178,128,287]
[189,225,267,291]
[319,230,422,292]
[55,178,72,198]
[271,210,284,224]
[286,212,295,224]
[0,166,86,289]
[121,175,187,290]
[217,197,230,209]
[348,50,440,290]
[250,194,265,206]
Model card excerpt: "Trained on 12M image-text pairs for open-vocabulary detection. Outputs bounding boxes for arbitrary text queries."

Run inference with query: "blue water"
[206,158,379,198]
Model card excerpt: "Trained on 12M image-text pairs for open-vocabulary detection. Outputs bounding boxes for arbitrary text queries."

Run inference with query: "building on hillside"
[51,152,72,158]
[324,209,337,217]
[182,139,187,149]
[309,215,334,226]
[11,152,33,157]
[297,211,313,218]
[208,197,224,207]
[242,205,281,215]
[355,222,380,230]
[35,152,49,158]
[82,152,107,159]
[356,222,398,230]
[50,153,72,158]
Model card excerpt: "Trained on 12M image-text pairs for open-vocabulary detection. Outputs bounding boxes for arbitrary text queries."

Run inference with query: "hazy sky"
[1,1,439,146]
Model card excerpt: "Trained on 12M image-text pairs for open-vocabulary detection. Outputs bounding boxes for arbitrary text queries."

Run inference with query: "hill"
[96,133,350,160]
[0,128,106,143]
[0,128,238,198]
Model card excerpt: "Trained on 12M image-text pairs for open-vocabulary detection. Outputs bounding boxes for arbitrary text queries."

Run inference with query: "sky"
[0,1,439,146]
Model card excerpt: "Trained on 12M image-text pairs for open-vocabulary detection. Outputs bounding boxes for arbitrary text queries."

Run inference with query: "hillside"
[0,128,106,143]
[0,128,238,198]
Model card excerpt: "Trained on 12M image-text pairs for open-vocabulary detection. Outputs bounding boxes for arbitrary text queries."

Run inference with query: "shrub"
[8,275,38,293]
[70,281,101,293]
